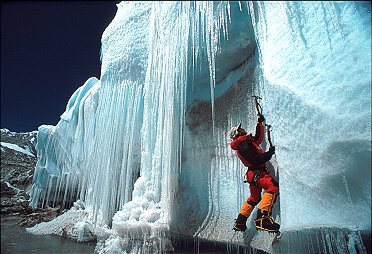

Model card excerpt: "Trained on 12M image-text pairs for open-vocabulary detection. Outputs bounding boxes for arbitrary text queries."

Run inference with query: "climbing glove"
[258,114,265,123]
[269,146,275,155]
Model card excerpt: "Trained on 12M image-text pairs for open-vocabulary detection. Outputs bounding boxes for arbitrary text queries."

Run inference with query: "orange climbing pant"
[240,201,254,217]
[258,192,277,215]
[240,171,279,217]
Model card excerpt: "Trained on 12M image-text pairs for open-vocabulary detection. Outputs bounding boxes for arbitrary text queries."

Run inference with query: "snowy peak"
[1,128,37,191]
[1,128,37,157]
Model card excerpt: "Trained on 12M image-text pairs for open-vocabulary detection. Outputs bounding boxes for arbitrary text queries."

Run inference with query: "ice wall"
[28,1,371,253]
[249,1,371,230]
[30,2,151,225]
[175,0,371,240]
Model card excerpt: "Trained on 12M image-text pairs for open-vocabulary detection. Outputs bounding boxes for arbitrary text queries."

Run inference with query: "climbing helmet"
[230,123,242,140]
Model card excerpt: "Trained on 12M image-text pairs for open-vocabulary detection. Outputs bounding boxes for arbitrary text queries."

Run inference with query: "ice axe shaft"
[252,96,272,147]
[266,124,279,177]
[265,124,273,148]
[252,95,263,117]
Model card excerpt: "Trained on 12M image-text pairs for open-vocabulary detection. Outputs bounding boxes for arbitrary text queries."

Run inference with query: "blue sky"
[1,2,118,132]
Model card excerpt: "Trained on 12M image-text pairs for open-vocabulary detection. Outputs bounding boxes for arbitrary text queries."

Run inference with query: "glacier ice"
[28,1,370,253]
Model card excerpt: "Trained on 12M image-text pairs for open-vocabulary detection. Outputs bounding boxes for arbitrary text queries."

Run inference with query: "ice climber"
[229,114,280,233]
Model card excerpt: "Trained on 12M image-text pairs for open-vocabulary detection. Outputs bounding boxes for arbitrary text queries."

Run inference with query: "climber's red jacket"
[230,122,273,170]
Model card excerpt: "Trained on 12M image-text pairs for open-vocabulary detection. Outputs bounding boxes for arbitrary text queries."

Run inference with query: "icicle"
[28,2,370,253]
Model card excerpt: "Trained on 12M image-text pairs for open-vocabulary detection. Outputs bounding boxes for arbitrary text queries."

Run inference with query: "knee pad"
[267,179,279,194]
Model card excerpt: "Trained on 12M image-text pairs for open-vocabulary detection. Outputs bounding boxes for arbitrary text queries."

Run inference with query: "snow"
[27,1,370,253]
[27,200,108,243]
[3,181,23,194]
[1,142,35,157]
[1,128,15,135]
[1,128,38,136]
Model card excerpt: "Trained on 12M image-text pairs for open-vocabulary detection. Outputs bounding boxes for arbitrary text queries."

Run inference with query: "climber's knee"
[266,179,279,194]
[247,197,260,206]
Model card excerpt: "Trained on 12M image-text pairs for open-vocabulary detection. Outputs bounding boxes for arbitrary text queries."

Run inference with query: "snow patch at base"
[26,200,109,243]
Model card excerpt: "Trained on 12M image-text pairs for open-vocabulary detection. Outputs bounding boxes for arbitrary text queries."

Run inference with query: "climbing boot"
[233,213,248,232]
[255,209,280,232]
[255,192,280,232]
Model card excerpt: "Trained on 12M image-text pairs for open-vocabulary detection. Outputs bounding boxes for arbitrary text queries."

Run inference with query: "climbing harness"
[252,168,264,186]
[243,167,266,185]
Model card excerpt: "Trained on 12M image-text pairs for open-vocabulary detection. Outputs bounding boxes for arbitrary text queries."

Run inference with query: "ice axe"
[266,123,279,177]
[265,124,273,148]
[252,95,272,146]
[252,95,263,117]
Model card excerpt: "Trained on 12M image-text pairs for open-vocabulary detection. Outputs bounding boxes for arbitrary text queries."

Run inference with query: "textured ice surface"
[250,1,371,231]
[28,1,370,253]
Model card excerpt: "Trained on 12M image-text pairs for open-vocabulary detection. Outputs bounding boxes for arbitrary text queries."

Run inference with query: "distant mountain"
[1,128,37,214]
[1,129,66,225]
[1,128,37,190]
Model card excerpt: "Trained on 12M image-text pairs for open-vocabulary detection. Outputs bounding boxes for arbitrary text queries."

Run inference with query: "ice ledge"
[27,204,370,254]
[96,226,369,253]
